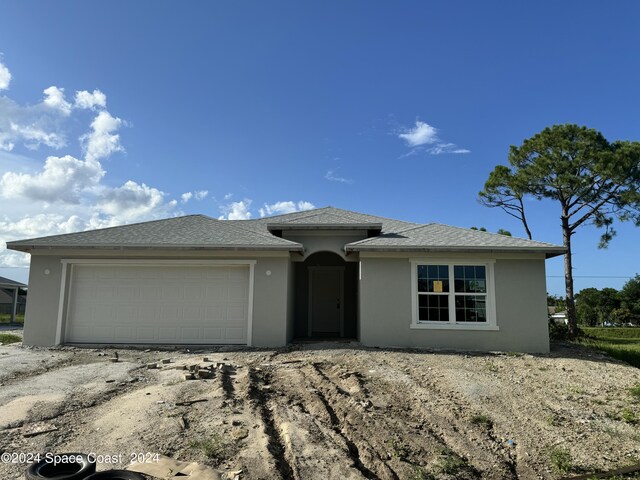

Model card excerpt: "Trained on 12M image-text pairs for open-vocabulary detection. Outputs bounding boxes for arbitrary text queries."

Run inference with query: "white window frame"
[410,258,498,331]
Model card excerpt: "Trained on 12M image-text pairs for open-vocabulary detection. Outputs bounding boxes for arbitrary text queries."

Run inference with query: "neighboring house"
[548,307,568,325]
[0,276,28,320]
[7,207,565,352]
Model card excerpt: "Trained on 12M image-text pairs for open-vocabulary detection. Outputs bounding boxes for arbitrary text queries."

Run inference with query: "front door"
[309,267,343,336]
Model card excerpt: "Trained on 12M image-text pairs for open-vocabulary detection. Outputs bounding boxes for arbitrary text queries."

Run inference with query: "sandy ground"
[1,335,639,480]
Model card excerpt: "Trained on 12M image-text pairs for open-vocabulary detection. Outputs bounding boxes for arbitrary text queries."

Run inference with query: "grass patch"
[547,446,573,474]
[546,413,561,427]
[432,448,470,475]
[630,384,640,401]
[621,408,638,424]
[408,466,434,480]
[189,432,234,463]
[390,438,412,460]
[469,414,493,428]
[0,333,21,345]
[576,327,640,368]
[0,313,24,324]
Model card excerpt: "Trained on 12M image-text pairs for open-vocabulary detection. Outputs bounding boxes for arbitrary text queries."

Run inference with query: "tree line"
[548,275,640,326]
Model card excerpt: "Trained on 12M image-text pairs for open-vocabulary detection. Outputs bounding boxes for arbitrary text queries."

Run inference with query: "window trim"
[410,258,498,331]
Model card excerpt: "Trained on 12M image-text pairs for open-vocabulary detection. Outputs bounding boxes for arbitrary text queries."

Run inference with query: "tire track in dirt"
[373,353,521,479]
[247,366,297,480]
[306,362,399,480]
[305,360,485,479]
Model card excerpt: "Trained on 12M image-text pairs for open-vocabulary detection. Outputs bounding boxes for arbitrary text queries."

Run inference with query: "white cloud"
[325,169,353,184]
[397,120,470,156]
[74,89,107,110]
[81,111,124,161]
[0,155,104,203]
[0,60,11,91]
[98,180,174,221]
[224,193,233,200]
[180,190,208,204]
[219,199,252,220]
[43,86,72,116]
[427,143,471,155]
[0,97,69,151]
[194,190,208,200]
[398,121,438,147]
[0,59,204,270]
[258,201,315,217]
[9,122,66,150]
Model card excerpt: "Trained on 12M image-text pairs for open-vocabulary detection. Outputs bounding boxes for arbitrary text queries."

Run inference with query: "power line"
[546,275,634,279]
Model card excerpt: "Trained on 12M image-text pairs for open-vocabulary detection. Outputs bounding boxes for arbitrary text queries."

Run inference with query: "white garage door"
[65,264,250,344]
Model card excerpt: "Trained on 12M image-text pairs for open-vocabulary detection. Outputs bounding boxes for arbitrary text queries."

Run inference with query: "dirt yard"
[1,334,639,480]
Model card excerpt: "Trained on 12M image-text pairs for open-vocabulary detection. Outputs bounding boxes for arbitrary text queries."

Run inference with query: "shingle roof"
[7,215,302,252]
[5,207,564,257]
[346,223,565,257]
[242,206,418,234]
[0,276,27,288]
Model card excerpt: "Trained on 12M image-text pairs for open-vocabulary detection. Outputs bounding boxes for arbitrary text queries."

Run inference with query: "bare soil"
[1,335,639,480]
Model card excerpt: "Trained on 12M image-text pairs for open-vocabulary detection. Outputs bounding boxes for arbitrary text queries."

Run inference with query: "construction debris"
[175,399,208,407]
[127,455,221,480]
[22,422,58,437]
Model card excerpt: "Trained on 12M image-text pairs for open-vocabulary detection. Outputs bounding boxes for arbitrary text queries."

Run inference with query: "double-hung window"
[410,259,498,330]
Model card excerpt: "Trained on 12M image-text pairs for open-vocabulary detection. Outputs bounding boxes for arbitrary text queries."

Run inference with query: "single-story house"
[7,207,565,352]
[0,276,28,321]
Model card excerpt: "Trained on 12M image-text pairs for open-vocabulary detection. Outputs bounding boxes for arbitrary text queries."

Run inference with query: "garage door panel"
[114,326,136,340]
[227,303,247,321]
[66,265,250,344]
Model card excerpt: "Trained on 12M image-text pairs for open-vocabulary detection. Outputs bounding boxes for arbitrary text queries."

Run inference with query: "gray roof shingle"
[346,223,565,257]
[5,207,564,257]
[242,206,418,234]
[7,215,302,252]
[0,276,27,288]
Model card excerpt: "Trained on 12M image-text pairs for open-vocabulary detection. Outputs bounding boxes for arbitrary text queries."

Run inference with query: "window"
[411,259,497,330]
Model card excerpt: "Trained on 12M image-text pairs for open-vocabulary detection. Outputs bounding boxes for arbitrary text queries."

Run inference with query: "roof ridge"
[248,206,333,222]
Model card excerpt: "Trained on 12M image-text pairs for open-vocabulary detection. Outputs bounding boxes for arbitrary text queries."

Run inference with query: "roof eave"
[345,245,566,258]
[6,243,304,253]
[266,222,383,231]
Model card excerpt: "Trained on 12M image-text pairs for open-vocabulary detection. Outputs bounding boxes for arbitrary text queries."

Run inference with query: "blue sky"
[0,1,638,295]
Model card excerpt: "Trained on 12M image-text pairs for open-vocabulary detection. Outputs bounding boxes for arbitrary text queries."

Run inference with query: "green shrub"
[547,446,572,474]
[190,432,233,463]
[469,414,493,428]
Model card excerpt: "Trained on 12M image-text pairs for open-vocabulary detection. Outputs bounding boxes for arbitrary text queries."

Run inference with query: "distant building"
[548,306,568,325]
[0,276,28,321]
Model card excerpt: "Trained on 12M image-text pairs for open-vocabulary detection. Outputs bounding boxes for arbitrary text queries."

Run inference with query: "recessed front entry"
[309,267,344,336]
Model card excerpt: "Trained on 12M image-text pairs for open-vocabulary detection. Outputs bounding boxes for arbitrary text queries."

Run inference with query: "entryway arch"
[293,251,358,340]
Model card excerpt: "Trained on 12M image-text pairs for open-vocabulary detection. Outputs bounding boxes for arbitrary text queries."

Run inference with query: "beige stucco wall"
[358,254,550,353]
[23,247,551,352]
[22,251,291,348]
[23,256,67,346]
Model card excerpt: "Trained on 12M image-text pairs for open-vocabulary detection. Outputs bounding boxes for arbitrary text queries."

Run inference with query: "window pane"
[455,295,487,322]
[417,265,449,293]
[418,294,449,321]
[454,265,486,293]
